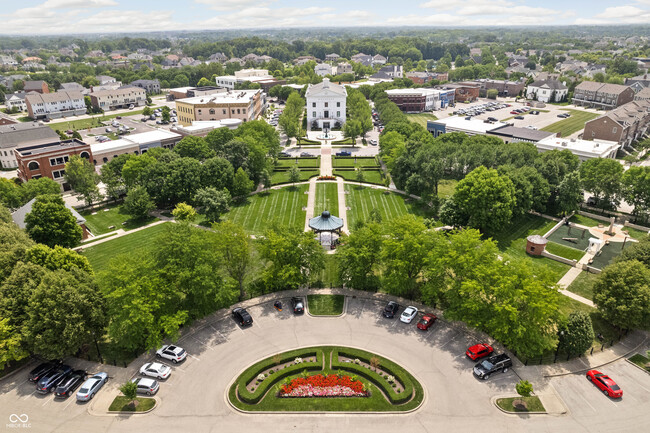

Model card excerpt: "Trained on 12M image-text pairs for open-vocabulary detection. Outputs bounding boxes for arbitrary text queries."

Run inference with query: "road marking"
[42,396,52,407]
[191,336,213,350]
[576,389,597,412]
[438,331,460,348]
[63,396,76,410]
[22,390,36,400]
[189,354,201,361]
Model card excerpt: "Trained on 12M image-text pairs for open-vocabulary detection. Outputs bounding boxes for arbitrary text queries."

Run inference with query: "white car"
[156,345,187,364]
[400,306,418,324]
[131,377,159,395]
[139,362,171,380]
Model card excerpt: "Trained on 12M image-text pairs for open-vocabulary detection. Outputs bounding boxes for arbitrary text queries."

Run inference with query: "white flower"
[294,357,303,364]
[354,358,361,364]
[386,375,395,383]
[257,373,265,381]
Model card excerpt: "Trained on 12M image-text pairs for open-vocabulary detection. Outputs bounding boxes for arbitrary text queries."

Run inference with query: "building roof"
[430,116,508,134]
[59,82,86,92]
[575,81,631,95]
[0,112,18,125]
[527,235,548,245]
[305,78,347,98]
[385,88,443,97]
[90,87,145,98]
[15,138,89,157]
[309,211,343,232]
[91,129,181,155]
[593,99,650,127]
[528,79,568,90]
[634,87,650,99]
[0,123,59,149]
[489,125,556,142]
[12,198,85,229]
[535,136,620,159]
[25,90,83,105]
[176,89,261,105]
[24,80,47,91]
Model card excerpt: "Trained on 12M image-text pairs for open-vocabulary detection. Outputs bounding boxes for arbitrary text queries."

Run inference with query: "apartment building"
[25,91,86,120]
[89,87,146,111]
[572,82,635,110]
[175,89,264,126]
[583,99,650,148]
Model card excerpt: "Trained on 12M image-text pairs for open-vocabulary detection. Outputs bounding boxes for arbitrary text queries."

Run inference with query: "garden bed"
[628,351,650,374]
[108,396,156,412]
[496,396,545,413]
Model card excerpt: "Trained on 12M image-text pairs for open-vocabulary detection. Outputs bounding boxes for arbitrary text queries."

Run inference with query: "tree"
[171,202,197,222]
[119,381,138,406]
[197,77,213,87]
[194,187,230,222]
[580,158,623,208]
[205,127,235,154]
[213,221,253,301]
[260,168,272,192]
[557,311,595,355]
[621,167,650,219]
[288,166,301,187]
[25,244,92,274]
[142,106,152,116]
[516,380,534,398]
[343,119,361,143]
[278,92,304,138]
[232,167,254,197]
[20,177,61,204]
[123,186,155,220]
[0,179,21,209]
[174,136,215,160]
[0,317,28,370]
[355,168,365,185]
[337,222,383,291]
[25,195,82,248]
[161,106,171,123]
[593,260,650,330]
[64,155,101,207]
[486,89,498,99]
[617,237,650,267]
[200,157,234,192]
[556,171,583,216]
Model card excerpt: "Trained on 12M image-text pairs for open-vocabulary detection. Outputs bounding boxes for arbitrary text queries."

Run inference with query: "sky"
[0,0,649,35]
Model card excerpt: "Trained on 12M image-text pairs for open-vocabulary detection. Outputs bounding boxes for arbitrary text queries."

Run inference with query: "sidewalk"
[336,177,349,234]
[304,177,317,232]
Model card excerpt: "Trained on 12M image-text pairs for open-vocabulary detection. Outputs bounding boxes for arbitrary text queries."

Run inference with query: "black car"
[28,361,60,383]
[54,370,87,398]
[473,354,512,380]
[291,297,304,314]
[36,365,73,394]
[232,307,253,326]
[279,152,290,157]
[336,151,351,156]
[382,301,400,318]
[487,117,498,122]
[514,115,525,120]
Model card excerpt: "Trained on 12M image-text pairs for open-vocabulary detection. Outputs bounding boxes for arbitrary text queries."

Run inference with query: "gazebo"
[308,211,343,248]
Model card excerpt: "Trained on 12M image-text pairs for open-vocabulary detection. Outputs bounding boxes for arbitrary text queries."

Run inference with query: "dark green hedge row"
[330,168,381,172]
[273,166,320,171]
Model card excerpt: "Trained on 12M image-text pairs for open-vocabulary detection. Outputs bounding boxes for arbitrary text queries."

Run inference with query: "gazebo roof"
[309,211,343,232]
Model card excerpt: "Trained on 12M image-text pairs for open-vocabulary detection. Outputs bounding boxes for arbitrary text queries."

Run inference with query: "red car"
[510,110,519,114]
[465,343,494,361]
[586,370,623,398]
[416,314,437,331]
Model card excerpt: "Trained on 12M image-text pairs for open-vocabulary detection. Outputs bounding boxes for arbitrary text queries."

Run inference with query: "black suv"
[473,354,512,380]
[382,301,399,318]
[232,307,253,326]
[28,361,60,383]
[291,297,304,314]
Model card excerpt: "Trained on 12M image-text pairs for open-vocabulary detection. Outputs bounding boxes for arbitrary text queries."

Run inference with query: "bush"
[557,311,595,355]
[516,380,534,398]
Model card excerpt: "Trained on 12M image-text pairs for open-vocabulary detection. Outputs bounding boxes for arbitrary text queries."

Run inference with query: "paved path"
[303,177,317,232]
[320,145,332,176]
[337,177,349,234]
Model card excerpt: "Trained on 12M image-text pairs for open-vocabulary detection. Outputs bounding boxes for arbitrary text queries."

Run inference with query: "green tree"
[200,157,234,192]
[25,195,82,248]
[617,237,650,267]
[194,187,230,222]
[516,380,534,398]
[232,167,254,197]
[0,178,22,209]
[0,317,28,370]
[171,202,196,222]
[621,166,650,219]
[205,127,235,154]
[593,260,650,330]
[25,244,92,274]
[20,177,61,205]
[343,119,361,143]
[337,222,383,291]
[355,167,365,185]
[174,136,215,160]
[142,106,152,116]
[64,155,101,207]
[580,158,623,208]
[556,171,583,216]
[278,92,304,139]
[288,165,301,187]
[486,88,498,99]
[213,221,253,301]
[161,106,171,123]
[123,186,155,220]
[558,311,595,355]
[119,381,138,405]
[197,77,213,87]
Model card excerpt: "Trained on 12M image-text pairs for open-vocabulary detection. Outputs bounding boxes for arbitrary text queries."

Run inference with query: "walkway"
[303,177,317,232]
[336,177,349,234]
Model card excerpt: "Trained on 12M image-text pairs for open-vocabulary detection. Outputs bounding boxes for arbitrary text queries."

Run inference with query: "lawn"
[557,295,619,346]
[80,222,170,273]
[540,109,600,137]
[276,157,320,169]
[623,226,650,241]
[545,241,585,261]
[405,113,438,128]
[628,351,650,373]
[570,214,605,227]
[108,396,156,412]
[315,182,339,216]
[344,185,432,228]
[271,169,318,185]
[311,254,340,288]
[334,169,384,185]
[80,204,158,235]
[567,271,599,300]
[48,110,146,132]
[438,178,458,198]
[496,396,545,413]
[307,294,345,315]
[224,185,308,235]
[332,156,380,168]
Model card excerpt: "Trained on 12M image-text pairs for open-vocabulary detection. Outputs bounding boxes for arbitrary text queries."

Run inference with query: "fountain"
[317,127,332,141]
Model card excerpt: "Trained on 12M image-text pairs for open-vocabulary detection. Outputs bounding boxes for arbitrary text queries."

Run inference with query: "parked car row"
[456,101,510,117]
[268,108,282,127]
[28,361,108,401]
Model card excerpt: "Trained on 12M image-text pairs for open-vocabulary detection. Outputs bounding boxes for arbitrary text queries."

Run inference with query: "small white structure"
[526,80,568,103]
[315,63,332,77]
[535,136,619,161]
[588,238,602,254]
[305,78,347,130]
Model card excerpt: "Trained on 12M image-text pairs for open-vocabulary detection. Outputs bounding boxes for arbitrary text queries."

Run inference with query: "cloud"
[387,12,559,26]
[419,0,560,17]
[75,10,178,32]
[42,0,117,8]
[576,4,650,24]
[194,0,276,11]
[196,6,336,29]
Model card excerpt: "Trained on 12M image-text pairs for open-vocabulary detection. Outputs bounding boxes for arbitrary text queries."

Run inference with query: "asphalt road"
[2,296,648,433]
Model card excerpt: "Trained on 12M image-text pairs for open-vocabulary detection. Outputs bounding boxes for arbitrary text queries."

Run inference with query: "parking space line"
[438,331,460,348]
[63,396,76,410]
[189,354,200,361]
[22,390,36,400]
[576,389,597,412]
[42,396,52,407]
[192,336,214,350]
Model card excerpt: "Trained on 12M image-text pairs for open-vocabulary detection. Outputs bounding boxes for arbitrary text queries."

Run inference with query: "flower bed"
[279,374,368,398]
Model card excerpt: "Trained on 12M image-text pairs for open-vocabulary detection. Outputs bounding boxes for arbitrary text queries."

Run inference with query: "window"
[337,111,340,117]
[324,102,328,107]
[209,109,215,115]
[223,109,226,114]
[28,161,39,171]
[313,111,316,117]
[52,169,65,179]
[237,109,241,114]
[612,127,617,134]
[312,102,316,107]
[80,152,89,159]
[337,102,340,107]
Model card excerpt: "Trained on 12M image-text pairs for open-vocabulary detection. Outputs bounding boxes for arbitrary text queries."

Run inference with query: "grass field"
[405,113,438,128]
[629,351,650,373]
[311,254,340,288]
[332,157,380,168]
[438,178,458,198]
[567,271,599,300]
[48,111,146,132]
[80,204,158,235]
[315,182,339,216]
[224,185,308,234]
[545,241,586,261]
[81,222,170,273]
[271,169,318,185]
[307,294,345,315]
[334,169,384,185]
[276,157,320,169]
[540,109,600,137]
[344,185,430,228]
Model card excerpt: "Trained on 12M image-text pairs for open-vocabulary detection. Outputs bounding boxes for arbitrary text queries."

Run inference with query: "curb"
[89,395,160,417]
[624,356,650,375]
[305,295,347,318]
[0,359,36,383]
[491,395,547,415]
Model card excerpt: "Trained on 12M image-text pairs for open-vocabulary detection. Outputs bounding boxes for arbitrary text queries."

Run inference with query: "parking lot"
[1,294,648,433]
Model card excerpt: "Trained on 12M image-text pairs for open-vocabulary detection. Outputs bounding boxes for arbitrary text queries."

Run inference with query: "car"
[150,115,156,120]
[465,343,494,361]
[586,370,623,398]
[291,297,304,314]
[105,127,112,133]
[510,111,519,115]
[514,116,525,120]
[300,152,313,157]
[116,116,122,119]
[382,301,399,318]
[36,364,72,394]
[140,362,172,380]
[336,151,351,156]
[525,125,538,130]
[279,152,290,157]
[76,372,108,401]
[28,361,60,383]
[369,139,378,146]
[156,345,187,364]
[416,314,437,330]
[232,307,253,326]
[141,117,148,122]
[473,354,512,380]
[128,104,134,110]
[530,110,539,115]
[54,370,87,398]
[487,117,498,122]
[156,120,162,124]
[65,129,74,135]
[400,306,418,324]
[131,377,160,395]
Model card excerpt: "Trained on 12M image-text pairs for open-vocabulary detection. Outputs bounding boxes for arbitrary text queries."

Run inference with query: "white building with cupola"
[305,78,347,130]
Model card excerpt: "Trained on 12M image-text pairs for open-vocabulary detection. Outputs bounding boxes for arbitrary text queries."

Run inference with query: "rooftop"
[430,116,508,134]
[90,129,181,154]
[15,138,89,157]
[305,78,347,98]
[489,125,556,142]
[12,198,85,229]
[309,211,344,232]
[0,123,60,149]
[176,89,261,105]
[25,90,83,104]
[535,136,620,159]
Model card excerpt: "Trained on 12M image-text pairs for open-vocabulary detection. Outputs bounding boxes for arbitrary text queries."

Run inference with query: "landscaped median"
[108,396,157,413]
[495,396,546,414]
[228,346,424,412]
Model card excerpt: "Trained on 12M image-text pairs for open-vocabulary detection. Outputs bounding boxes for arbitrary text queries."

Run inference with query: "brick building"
[582,100,650,149]
[175,89,264,126]
[23,80,49,94]
[572,82,635,110]
[435,83,480,103]
[465,79,526,97]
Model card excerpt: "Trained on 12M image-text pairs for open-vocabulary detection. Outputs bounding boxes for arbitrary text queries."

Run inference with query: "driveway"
[1,294,648,433]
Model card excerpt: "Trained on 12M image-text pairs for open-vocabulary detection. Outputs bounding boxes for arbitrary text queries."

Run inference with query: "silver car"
[76,372,108,401]
[131,377,159,395]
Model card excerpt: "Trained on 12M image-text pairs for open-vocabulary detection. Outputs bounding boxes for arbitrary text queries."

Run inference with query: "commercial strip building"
[305,78,347,130]
[89,87,147,111]
[463,79,526,97]
[0,122,59,169]
[572,82,635,110]
[427,117,509,137]
[174,89,264,126]
[582,99,650,149]
[535,136,619,161]
[171,119,242,138]
[167,86,226,100]
[215,69,286,93]
[435,83,480,103]
[385,88,455,112]
[25,91,86,120]
[90,129,181,164]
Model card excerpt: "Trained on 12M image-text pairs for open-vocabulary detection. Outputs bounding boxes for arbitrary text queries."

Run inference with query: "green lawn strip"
[496,396,545,413]
[311,254,340,287]
[276,157,320,169]
[332,156,380,168]
[331,137,355,145]
[557,296,619,347]
[225,185,308,234]
[48,111,146,132]
[545,241,585,261]
[624,226,650,241]
[307,294,345,315]
[314,182,339,216]
[628,352,650,373]
[344,185,431,227]
[81,222,170,273]
[79,232,118,244]
[540,109,600,137]
[80,204,158,235]
[334,169,383,185]
[405,113,438,128]
[271,169,318,185]
[437,178,458,198]
[566,271,598,300]
[569,214,605,227]
[108,396,156,412]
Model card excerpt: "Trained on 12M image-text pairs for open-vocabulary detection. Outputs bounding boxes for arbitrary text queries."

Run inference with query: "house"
[0,55,18,67]
[325,53,340,62]
[21,57,42,64]
[315,63,332,77]
[0,112,17,126]
[377,65,403,79]
[130,79,160,94]
[24,80,49,94]
[215,69,283,92]
[405,71,447,85]
[96,75,117,85]
[634,87,650,102]
[175,89,264,126]
[85,50,104,58]
[59,82,89,95]
[373,54,387,65]
[572,82,635,110]
[89,87,146,111]
[242,54,262,64]
[208,52,228,63]
[625,74,650,89]
[583,100,650,149]
[5,93,27,112]
[385,88,454,112]
[336,63,353,75]
[25,91,86,120]
[306,78,347,130]
[351,53,373,66]
[91,129,182,164]
[14,138,92,190]
[0,122,59,169]
[12,198,90,239]
[293,56,317,65]
[525,80,568,102]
